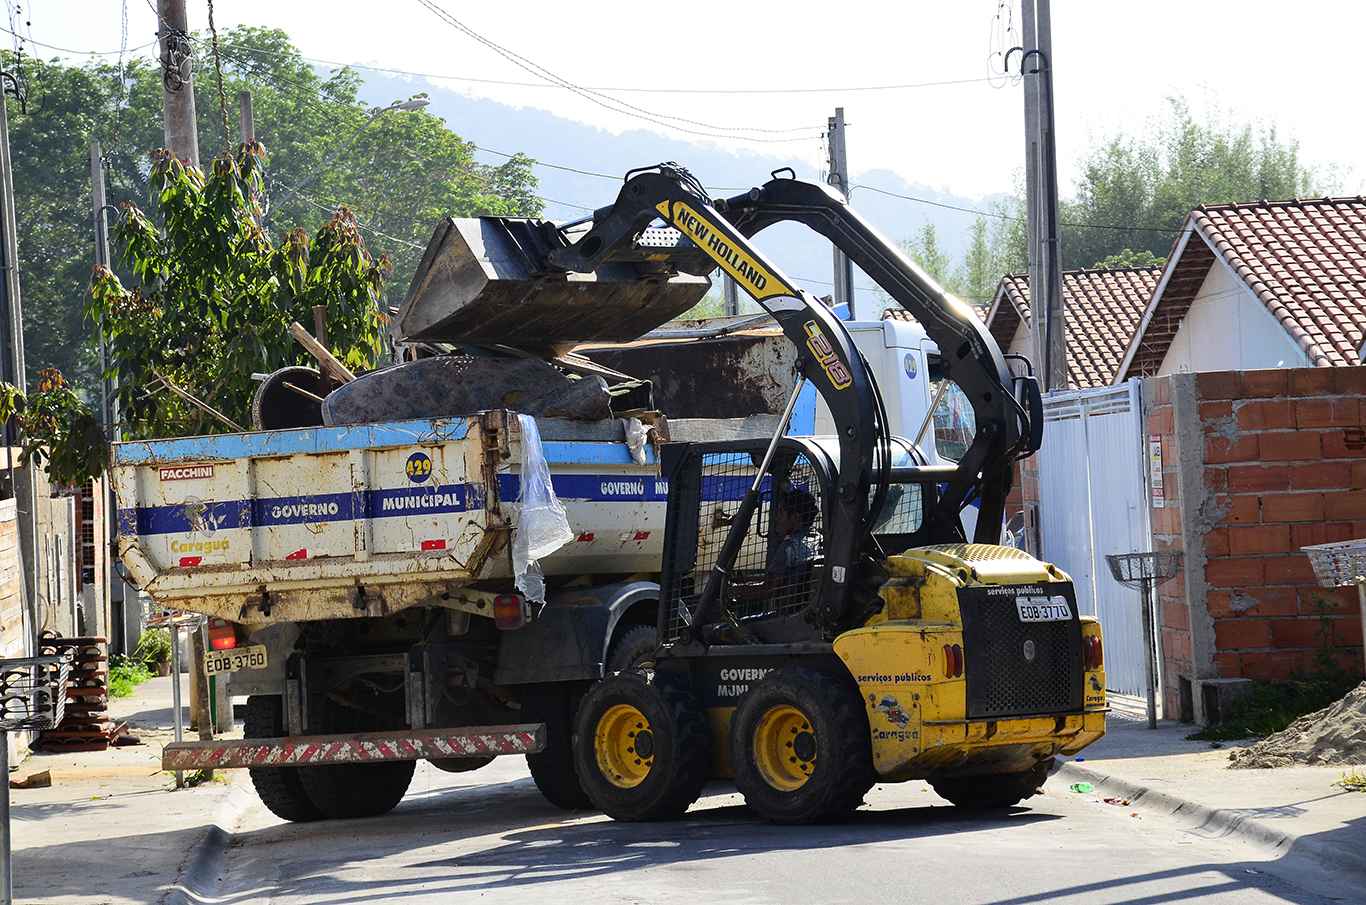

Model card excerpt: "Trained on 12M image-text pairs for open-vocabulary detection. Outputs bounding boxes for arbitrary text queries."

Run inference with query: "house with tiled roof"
[984,266,1162,388]
[1117,197,1366,381]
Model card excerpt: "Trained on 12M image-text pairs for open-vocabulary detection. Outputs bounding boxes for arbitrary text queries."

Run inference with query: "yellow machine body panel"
[834,544,1106,781]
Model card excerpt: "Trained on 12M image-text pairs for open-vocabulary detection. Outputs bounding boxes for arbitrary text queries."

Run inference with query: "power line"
[0,25,156,57]
[412,0,822,144]
[252,44,1010,97]
[851,182,1187,235]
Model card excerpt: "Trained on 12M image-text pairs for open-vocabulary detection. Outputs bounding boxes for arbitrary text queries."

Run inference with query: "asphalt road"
[214,758,1349,905]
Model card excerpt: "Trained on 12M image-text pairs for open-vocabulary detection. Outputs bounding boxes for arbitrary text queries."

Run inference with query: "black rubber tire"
[297,759,415,820]
[731,668,874,824]
[243,695,323,823]
[929,758,1053,811]
[606,624,657,675]
[573,674,709,822]
[525,686,593,811]
[428,756,495,774]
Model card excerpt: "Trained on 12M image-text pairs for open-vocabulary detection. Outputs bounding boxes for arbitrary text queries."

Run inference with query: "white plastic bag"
[513,414,574,602]
[622,417,649,465]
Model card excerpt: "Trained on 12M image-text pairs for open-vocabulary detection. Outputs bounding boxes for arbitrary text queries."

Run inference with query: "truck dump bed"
[113,412,684,625]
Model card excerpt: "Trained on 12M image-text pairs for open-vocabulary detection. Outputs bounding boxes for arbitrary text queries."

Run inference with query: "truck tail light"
[494,594,529,630]
[942,643,963,678]
[208,618,239,651]
[1084,635,1104,670]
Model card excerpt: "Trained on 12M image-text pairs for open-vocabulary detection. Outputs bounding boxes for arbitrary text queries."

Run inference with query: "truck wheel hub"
[753,704,816,792]
[594,703,654,789]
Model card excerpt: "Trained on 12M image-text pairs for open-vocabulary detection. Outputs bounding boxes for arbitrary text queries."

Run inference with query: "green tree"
[4,27,541,393]
[1059,98,1318,269]
[1092,248,1166,270]
[88,144,388,440]
[958,217,996,306]
[904,224,956,290]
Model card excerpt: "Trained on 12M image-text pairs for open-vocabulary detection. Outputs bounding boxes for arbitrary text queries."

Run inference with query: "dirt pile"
[1229,681,1366,769]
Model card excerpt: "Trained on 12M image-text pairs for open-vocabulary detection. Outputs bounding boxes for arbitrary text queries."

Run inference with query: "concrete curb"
[162,778,254,905]
[1055,761,1366,879]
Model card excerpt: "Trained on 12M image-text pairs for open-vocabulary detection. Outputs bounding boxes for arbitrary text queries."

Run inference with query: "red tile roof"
[1121,197,1366,379]
[986,267,1161,388]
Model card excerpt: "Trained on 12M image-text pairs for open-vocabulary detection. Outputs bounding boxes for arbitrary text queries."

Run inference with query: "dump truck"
[121,163,1103,824]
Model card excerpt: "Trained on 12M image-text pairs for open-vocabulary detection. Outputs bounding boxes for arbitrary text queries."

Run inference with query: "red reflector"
[494,594,528,630]
[285,548,308,561]
[178,556,202,568]
[421,539,446,551]
[208,618,238,651]
[1085,635,1104,670]
[943,643,954,678]
[576,532,595,542]
[632,530,651,541]
[951,644,963,678]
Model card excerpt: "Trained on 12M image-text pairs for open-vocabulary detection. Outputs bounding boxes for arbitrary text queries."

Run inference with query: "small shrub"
[108,655,153,698]
[132,627,172,668]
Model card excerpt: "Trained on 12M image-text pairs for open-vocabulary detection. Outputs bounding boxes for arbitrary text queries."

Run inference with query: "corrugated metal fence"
[1037,380,1154,698]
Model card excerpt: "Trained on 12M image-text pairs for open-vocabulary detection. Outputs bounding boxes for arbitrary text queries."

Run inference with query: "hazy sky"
[14,1,1363,200]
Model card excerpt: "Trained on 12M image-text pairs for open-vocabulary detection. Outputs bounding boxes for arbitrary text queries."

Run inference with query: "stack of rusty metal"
[35,635,128,751]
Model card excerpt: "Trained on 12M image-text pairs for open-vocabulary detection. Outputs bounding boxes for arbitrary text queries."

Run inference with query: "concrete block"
[1194,676,1254,726]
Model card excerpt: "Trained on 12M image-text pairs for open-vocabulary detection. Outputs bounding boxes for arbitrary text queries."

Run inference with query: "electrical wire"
[412,0,822,143]
[851,182,1188,235]
[253,45,1009,96]
[0,25,156,57]
[272,180,426,249]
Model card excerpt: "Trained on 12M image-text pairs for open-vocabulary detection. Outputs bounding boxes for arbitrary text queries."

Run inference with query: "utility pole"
[0,71,38,661]
[1035,0,1066,391]
[156,0,214,745]
[826,107,855,319]
[237,90,254,145]
[1017,0,1065,390]
[157,0,199,167]
[90,140,115,646]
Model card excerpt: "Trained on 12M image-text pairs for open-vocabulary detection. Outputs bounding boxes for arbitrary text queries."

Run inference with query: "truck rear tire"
[243,695,322,823]
[573,674,709,821]
[298,760,416,820]
[929,759,1053,811]
[524,685,592,810]
[606,625,657,675]
[731,668,874,824]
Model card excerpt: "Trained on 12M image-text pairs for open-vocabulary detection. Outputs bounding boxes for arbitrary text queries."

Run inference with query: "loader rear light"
[1084,635,1104,670]
[494,594,529,630]
[942,643,963,678]
[208,618,238,651]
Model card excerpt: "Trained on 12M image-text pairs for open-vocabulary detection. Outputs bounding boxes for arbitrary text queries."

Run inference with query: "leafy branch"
[87,142,390,441]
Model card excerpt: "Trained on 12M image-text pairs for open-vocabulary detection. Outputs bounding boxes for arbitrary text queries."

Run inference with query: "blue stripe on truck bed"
[120,484,481,536]
[112,419,472,465]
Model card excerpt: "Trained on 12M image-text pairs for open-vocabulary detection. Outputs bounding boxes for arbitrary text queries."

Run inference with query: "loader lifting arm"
[547,164,1041,634]
[549,165,1039,540]
[713,174,1039,544]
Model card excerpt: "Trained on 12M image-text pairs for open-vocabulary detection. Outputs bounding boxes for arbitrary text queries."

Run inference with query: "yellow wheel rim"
[753,703,816,792]
[594,703,655,789]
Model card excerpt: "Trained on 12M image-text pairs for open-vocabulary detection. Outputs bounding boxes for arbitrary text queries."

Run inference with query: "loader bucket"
[396,217,711,349]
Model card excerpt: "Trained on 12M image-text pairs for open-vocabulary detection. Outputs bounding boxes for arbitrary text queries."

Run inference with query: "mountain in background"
[356,71,1012,310]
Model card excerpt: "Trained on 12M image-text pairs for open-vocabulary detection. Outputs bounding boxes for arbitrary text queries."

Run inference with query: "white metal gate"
[1037,380,1152,697]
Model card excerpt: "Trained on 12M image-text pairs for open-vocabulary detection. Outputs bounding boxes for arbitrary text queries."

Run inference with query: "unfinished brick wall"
[1145,368,1366,721]
[1005,456,1041,549]
[1144,377,1192,718]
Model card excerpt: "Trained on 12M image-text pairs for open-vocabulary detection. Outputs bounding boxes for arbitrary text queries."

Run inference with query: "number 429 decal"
[803,320,853,390]
[406,451,433,483]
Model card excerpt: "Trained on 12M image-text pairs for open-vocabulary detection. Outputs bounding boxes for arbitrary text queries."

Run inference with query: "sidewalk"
[8,673,247,904]
[1051,694,1366,884]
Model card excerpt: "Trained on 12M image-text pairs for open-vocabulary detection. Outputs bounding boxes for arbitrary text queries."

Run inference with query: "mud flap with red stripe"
[161,723,545,770]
